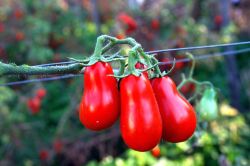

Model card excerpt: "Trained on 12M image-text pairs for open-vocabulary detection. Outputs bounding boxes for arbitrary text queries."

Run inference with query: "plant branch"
[0,62,84,76]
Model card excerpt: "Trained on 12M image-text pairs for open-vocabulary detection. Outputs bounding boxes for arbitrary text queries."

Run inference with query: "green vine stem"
[177,74,213,90]
[176,52,215,103]
[177,53,213,91]
[151,57,162,77]
[0,62,84,76]
[0,35,158,77]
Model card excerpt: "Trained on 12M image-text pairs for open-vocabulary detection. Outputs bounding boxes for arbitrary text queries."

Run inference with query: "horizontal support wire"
[34,61,76,67]
[0,41,250,86]
[159,47,250,65]
[146,41,250,54]
[0,74,82,86]
[34,41,250,67]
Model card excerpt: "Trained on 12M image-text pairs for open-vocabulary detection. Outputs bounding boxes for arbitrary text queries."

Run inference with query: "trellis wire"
[0,74,81,86]
[159,47,250,65]
[146,41,250,54]
[0,44,250,86]
[34,41,250,67]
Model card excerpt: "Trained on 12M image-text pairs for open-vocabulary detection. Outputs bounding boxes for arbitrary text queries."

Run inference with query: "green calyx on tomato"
[197,87,218,121]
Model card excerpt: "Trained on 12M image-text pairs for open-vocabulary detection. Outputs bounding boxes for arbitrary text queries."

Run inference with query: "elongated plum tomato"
[151,76,196,143]
[79,61,119,131]
[120,75,162,151]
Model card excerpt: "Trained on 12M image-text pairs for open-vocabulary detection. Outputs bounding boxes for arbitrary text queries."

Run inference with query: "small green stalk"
[151,57,162,77]
[93,35,105,58]
[127,50,140,76]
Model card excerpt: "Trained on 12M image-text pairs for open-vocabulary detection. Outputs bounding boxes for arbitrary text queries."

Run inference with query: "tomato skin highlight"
[120,75,162,151]
[79,61,119,131]
[151,76,196,143]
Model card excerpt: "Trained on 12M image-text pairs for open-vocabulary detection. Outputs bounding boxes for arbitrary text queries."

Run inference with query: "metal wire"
[158,47,250,65]
[0,74,82,86]
[33,41,250,67]
[0,45,250,87]
[34,61,76,67]
[146,41,250,54]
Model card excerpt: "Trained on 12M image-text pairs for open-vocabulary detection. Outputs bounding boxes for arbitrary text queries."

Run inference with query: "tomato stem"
[151,57,162,77]
[0,61,84,76]
[0,35,172,77]
[93,36,105,58]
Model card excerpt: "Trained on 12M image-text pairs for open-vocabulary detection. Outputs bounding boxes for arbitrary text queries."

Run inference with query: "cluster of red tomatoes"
[0,8,25,41]
[27,88,47,114]
[79,61,196,152]
[116,13,160,39]
[39,139,63,161]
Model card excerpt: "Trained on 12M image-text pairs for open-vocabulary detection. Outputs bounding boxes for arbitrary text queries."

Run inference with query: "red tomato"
[53,139,63,154]
[135,62,149,78]
[36,88,47,99]
[159,56,186,73]
[159,57,171,72]
[176,40,185,48]
[214,15,223,26]
[13,9,24,19]
[15,31,25,41]
[120,75,162,151]
[117,13,137,34]
[151,19,160,30]
[39,149,49,161]
[116,34,125,39]
[0,23,5,33]
[151,76,196,143]
[151,145,161,158]
[175,61,185,70]
[79,61,119,131]
[48,35,64,49]
[175,55,188,70]
[180,83,196,94]
[0,47,6,59]
[27,97,41,114]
